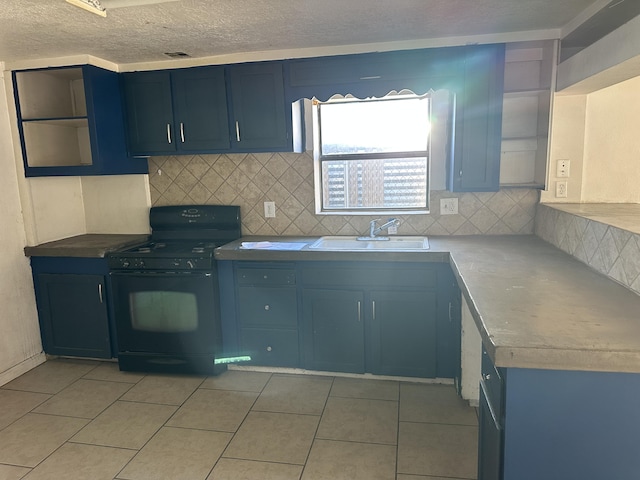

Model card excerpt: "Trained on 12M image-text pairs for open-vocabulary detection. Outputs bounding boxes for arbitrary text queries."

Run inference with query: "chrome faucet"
[358,218,400,241]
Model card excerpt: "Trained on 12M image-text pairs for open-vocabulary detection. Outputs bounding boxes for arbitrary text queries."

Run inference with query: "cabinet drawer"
[237,267,296,285]
[302,265,436,288]
[237,286,297,327]
[481,348,504,427]
[240,328,299,367]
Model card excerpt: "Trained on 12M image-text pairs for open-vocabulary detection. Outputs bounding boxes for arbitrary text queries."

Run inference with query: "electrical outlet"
[440,198,459,215]
[556,159,570,178]
[264,201,276,218]
[555,181,568,198]
[387,226,398,235]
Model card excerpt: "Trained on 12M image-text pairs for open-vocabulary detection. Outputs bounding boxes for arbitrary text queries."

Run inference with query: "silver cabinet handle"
[166,123,172,144]
[180,122,185,143]
[357,301,361,322]
[372,300,376,320]
[266,346,272,352]
[235,121,240,142]
[264,304,270,311]
[98,283,103,304]
[483,373,492,381]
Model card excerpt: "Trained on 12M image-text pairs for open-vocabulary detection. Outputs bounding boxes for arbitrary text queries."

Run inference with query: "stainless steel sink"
[309,236,429,251]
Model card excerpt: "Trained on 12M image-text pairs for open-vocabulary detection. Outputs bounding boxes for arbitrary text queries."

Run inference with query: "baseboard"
[0,352,47,387]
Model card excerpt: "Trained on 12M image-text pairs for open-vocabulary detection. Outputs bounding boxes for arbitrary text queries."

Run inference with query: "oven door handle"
[110,271,213,277]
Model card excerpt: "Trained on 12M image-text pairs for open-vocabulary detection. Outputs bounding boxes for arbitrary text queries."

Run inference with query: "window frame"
[312,93,432,215]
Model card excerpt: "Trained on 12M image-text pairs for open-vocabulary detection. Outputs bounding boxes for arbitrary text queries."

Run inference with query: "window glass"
[315,94,430,214]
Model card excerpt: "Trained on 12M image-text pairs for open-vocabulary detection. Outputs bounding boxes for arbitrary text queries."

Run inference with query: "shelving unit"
[15,68,90,168]
[499,41,557,188]
[13,65,148,177]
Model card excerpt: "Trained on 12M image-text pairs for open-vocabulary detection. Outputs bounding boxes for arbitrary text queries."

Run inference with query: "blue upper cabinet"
[449,44,506,192]
[228,62,290,151]
[12,65,148,177]
[122,62,291,156]
[122,67,230,156]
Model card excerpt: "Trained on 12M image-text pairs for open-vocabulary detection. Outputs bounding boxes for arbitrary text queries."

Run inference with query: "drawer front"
[481,347,504,427]
[238,286,298,327]
[237,267,296,285]
[241,328,299,367]
[301,265,437,288]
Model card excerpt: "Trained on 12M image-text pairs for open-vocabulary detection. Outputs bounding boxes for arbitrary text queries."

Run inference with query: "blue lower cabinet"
[31,257,114,359]
[300,262,446,378]
[369,289,437,378]
[478,349,640,479]
[302,288,365,373]
[233,263,300,368]
[227,260,460,379]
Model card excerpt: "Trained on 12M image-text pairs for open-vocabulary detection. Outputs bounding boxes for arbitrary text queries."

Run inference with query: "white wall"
[542,75,640,204]
[581,75,640,203]
[82,175,151,234]
[0,68,45,386]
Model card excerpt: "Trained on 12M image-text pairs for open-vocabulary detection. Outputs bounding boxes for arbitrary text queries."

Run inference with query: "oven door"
[110,270,222,373]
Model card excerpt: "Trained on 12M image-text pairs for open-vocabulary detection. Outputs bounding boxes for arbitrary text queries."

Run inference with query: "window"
[313,93,430,214]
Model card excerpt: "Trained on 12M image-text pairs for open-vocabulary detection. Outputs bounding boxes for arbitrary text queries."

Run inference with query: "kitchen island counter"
[216,234,640,374]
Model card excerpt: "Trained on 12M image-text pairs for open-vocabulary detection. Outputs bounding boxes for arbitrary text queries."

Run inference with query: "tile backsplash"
[535,203,640,296]
[148,152,539,236]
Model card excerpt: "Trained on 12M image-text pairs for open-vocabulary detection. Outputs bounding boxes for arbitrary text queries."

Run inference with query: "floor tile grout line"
[205,371,274,478]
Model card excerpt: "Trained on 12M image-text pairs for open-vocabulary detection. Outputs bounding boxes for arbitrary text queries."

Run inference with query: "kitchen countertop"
[217,235,640,374]
[24,234,149,258]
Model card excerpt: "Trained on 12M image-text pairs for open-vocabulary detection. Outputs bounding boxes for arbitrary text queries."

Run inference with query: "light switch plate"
[264,201,276,218]
[556,159,570,178]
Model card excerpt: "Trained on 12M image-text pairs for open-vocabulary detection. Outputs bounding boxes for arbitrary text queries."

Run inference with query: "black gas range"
[108,205,241,375]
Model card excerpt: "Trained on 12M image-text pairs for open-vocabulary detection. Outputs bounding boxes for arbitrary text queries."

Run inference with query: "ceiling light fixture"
[65,0,179,17]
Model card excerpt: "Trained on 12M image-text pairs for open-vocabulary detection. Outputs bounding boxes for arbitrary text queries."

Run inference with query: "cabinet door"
[449,44,505,192]
[229,63,289,150]
[478,385,503,480]
[172,67,230,151]
[35,273,111,358]
[369,290,437,377]
[302,289,364,373]
[122,71,175,154]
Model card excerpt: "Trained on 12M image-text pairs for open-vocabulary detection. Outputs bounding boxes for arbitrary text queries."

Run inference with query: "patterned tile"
[149,152,539,236]
[535,204,640,295]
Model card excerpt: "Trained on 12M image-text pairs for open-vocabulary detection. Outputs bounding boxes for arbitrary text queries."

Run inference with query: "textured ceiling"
[0,0,601,67]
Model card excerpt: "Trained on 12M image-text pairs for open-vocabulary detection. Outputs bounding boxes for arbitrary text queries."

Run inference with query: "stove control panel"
[109,256,213,271]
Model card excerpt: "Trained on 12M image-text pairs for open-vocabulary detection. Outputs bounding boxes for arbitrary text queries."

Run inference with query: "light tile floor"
[0,359,478,480]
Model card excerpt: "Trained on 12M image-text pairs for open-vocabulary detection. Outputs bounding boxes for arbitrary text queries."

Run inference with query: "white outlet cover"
[440,198,459,215]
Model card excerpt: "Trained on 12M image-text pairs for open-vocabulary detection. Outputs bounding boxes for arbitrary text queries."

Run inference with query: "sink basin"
[309,236,429,251]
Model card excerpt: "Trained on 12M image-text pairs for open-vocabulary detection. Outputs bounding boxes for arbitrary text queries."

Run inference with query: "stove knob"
[187,260,195,269]
[122,260,130,268]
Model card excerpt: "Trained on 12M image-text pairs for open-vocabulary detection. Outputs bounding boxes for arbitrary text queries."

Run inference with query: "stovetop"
[108,205,241,271]
[121,240,224,256]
